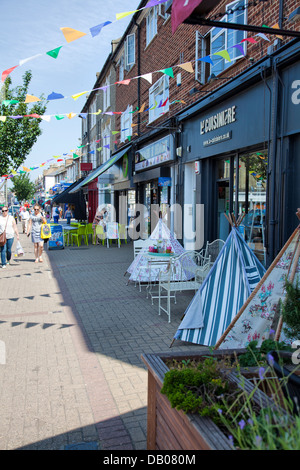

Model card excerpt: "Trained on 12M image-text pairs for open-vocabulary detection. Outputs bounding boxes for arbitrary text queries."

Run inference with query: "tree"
[0,71,47,177]
[10,173,36,202]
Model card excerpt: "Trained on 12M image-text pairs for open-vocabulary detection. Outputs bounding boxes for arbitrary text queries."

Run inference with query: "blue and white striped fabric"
[174,228,266,347]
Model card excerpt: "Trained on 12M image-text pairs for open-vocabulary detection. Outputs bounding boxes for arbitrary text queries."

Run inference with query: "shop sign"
[135,135,173,171]
[203,131,232,147]
[195,161,200,174]
[200,106,236,135]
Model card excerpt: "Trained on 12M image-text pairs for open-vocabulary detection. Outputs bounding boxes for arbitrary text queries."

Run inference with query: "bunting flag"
[46,46,63,59]
[19,54,43,66]
[90,21,112,37]
[213,50,231,62]
[232,44,246,56]
[72,91,88,100]
[60,27,87,43]
[47,91,64,100]
[67,112,76,119]
[24,94,41,103]
[1,65,19,82]
[140,73,153,83]
[241,37,258,44]
[160,67,174,78]
[178,62,194,73]
[116,10,138,21]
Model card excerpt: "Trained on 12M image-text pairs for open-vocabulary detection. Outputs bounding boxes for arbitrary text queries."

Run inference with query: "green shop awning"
[69,146,130,194]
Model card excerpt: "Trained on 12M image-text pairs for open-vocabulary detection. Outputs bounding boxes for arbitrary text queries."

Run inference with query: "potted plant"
[141,344,298,450]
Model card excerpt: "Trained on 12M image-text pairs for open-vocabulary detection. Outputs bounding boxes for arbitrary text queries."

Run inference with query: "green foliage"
[238,339,292,367]
[161,357,238,422]
[11,173,36,202]
[0,71,47,176]
[281,278,300,340]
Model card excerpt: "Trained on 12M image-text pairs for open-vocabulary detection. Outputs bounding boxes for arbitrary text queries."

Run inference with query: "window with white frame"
[210,0,247,75]
[118,55,124,81]
[103,75,111,110]
[125,33,135,69]
[90,98,97,129]
[102,122,111,163]
[148,75,169,123]
[146,6,158,46]
[120,105,133,142]
[195,31,209,84]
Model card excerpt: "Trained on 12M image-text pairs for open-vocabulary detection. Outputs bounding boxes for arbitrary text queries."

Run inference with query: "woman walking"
[0,206,19,268]
[27,204,47,263]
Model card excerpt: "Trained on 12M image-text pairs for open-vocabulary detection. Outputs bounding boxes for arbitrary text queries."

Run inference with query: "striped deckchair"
[173,226,266,347]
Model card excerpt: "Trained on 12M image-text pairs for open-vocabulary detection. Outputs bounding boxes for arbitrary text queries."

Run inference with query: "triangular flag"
[161,97,169,107]
[241,37,257,44]
[112,131,119,135]
[0,116,7,122]
[2,99,19,106]
[72,91,88,100]
[178,62,194,73]
[255,32,270,41]
[55,115,65,120]
[198,56,213,65]
[97,147,102,151]
[60,27,87,43]
[270,23,283,39]
[90,21,112,37]
[140,73,152,84]
[150,100,158,110]
[213,50,231,62]
[40,115,51,122]
[67,112,76,119]
[160,67,174,78]
[19,54,42,66]
[46,46,63,59]
[47,91,64,100]
[138,102,146,113]
[2,65,19,82]
[115,79,131,85]
[24,94,41,103]
[232,44,246,56]
[116,11,138,21]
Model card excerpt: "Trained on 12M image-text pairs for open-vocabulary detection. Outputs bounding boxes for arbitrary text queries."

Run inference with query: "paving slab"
[0,225,204,450]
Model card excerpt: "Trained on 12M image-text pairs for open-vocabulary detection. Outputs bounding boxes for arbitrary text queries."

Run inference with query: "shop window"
[237,151,268,265]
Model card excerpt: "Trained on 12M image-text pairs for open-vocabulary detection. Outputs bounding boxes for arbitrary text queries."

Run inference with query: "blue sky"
[0,0,139,183]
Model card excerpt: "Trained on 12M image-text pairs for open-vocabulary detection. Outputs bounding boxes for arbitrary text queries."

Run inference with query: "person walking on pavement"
[64,206,73,225]
[0,205,19,268]
[26,204,47,263]
[21,208,30,233]
[52,205,59,224]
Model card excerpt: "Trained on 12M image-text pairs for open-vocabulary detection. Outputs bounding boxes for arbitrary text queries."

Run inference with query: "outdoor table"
[62,225,78,246]
[144,252,175,303]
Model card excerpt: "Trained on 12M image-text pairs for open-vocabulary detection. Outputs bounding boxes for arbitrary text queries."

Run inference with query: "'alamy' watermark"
[0,340,6,365]
[292,340,300,365]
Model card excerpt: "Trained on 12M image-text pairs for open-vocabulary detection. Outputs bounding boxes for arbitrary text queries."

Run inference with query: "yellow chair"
[71,225,88,247]
[85,223,94,244]
[118,224,127,244]
[95,225,105,246]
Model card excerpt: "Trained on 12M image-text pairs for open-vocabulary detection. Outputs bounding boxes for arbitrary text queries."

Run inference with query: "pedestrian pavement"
[0,223,203,450]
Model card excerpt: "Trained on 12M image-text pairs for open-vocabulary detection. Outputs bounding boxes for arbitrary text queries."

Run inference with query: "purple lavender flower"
[267,353,274,367]
[259,367,265,380]
[239,419,246,430]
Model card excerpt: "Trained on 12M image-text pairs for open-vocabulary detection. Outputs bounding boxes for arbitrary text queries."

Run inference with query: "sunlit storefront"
[177,42,300,266]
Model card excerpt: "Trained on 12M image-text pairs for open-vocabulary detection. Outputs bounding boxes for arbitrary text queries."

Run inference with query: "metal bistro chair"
[204,239,225,266]
[71,225,88,247]
[158,251,211,323]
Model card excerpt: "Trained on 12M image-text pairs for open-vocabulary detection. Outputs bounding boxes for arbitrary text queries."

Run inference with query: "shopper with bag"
[26,204,47,263]
[0,206,19,268]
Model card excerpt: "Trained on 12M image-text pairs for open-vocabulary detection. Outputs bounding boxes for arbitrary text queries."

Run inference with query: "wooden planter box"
[141,349,281,451]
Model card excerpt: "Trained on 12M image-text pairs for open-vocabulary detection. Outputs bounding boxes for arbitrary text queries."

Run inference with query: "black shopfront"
[177,40,300,267]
